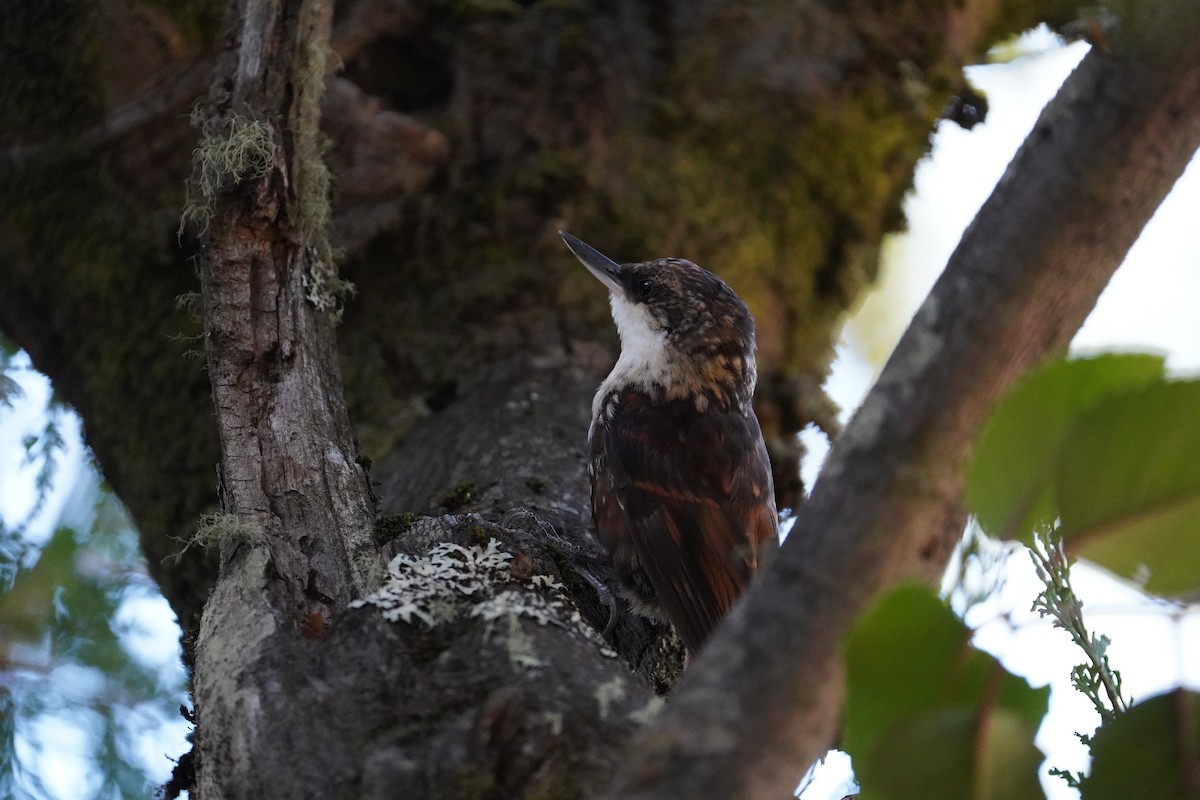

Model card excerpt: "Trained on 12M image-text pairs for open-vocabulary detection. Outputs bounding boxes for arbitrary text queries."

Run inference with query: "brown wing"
[590,390,779,653]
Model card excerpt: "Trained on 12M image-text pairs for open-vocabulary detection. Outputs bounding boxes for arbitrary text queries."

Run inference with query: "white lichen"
[179,111,277,236]
[471,589,566,625]
[594,676,626,721]
[500,613,543,670]
[542,711,564,737]
[628,696,666,726]
[351,537,607,663]
[350,540,513,625]
[177,512,264,561]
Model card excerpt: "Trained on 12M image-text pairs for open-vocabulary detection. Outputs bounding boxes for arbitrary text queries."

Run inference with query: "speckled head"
[561,232,757,407]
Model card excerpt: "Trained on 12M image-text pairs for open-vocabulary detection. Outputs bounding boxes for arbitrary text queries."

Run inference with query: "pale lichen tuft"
[352,537,610,664]
[179,111,277,236]
[182,512,265,558]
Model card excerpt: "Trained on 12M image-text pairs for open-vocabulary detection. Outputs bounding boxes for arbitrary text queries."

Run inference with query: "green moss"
[374,513,418,546]
[438,481,477,511]
[337,0,1048,486]
[0,0,223,633]
[468,525,490,546]
[572,17,956,382]
[647,633,686,696]
[290,14,353,314]
[333,4,600,435]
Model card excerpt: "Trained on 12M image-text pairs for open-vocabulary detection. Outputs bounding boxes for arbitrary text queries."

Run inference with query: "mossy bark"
[0,0,1074,612]
[0,0,1097,796]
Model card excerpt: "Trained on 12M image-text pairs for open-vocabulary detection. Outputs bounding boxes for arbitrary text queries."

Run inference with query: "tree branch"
[191,0,382,793]
[606,6,1200,798]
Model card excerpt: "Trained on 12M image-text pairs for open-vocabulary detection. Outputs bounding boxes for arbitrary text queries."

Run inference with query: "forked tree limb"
[606,6,1200,798]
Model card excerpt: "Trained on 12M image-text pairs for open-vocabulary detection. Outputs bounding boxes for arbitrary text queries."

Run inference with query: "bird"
[561,231,780,655]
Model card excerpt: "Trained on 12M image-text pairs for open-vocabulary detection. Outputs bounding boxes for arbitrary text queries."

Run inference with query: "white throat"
[591,293,670,418]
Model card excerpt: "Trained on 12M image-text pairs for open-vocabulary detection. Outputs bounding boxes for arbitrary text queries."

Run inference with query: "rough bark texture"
[0,0,1071,625]
[605,5,1200,797]
[188,0,387,794]
[1,0,1173,797]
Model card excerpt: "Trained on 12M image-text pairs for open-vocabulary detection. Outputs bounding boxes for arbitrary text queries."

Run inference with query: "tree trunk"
[7,0,1189,797]
[187,0,387,793]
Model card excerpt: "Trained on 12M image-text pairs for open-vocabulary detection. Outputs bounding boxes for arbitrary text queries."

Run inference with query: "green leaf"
[1057,380,1200,596]
[0,526,78,642]
[967,354,1165,540]
[844,585,1049,799]
[1082,690,1200,800]
[866,707,1045,800]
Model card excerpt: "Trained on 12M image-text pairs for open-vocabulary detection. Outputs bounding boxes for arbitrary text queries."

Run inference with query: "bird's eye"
[637,279,654,299]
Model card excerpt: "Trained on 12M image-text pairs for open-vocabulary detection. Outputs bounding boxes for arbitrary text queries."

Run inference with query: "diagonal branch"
[605,6,1200,798]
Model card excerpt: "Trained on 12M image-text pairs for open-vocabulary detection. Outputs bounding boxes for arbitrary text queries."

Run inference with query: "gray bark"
[190,0,383,794]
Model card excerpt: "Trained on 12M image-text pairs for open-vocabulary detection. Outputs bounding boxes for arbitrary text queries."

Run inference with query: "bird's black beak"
[560,231,624,296]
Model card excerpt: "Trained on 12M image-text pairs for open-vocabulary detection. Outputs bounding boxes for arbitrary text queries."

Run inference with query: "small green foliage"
[967,353,1166,540]
[0,479,189,796]
[1029,529,1130,724]
[844,585,1048,800]
[969,355,1200,595]
[1029,529,1133,790]
[1080,689,1200,800]
[439,481,476,511]
[9,417,66,537]
[1056,379,1200,596]
[965,356,1200,791]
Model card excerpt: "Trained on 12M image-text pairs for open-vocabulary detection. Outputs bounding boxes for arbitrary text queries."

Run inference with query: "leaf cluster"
[843,354,1200,799]
[0,484,188,798]
[968,353,1200,596]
